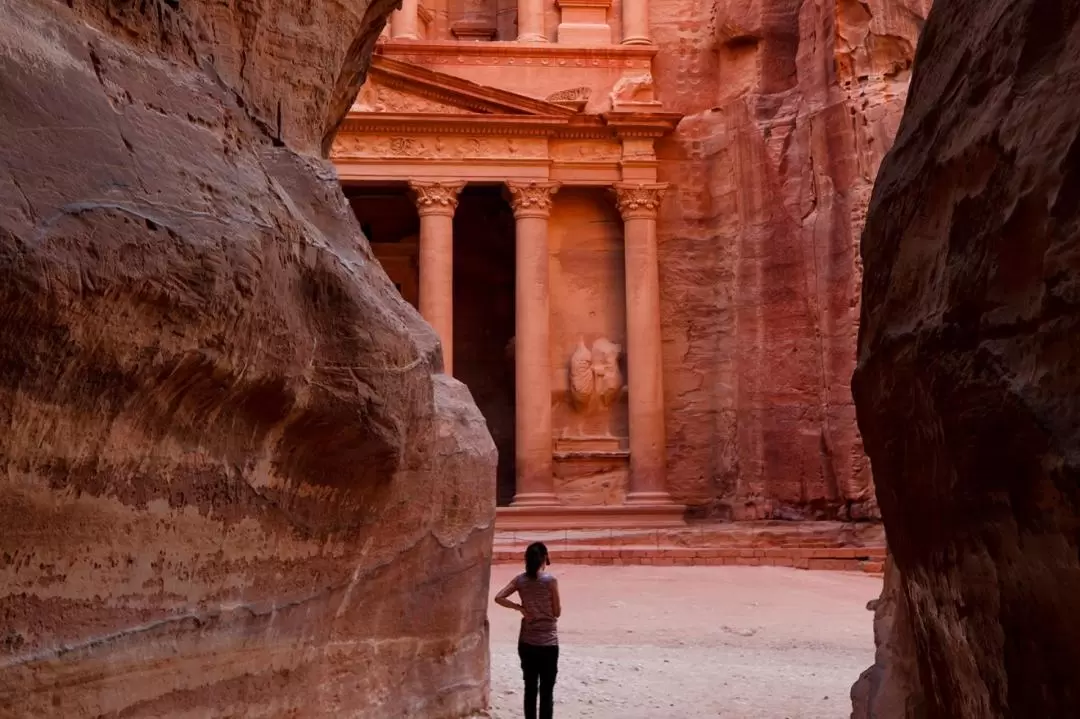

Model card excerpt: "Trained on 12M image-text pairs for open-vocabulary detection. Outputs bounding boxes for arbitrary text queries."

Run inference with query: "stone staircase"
[493,521,886,573]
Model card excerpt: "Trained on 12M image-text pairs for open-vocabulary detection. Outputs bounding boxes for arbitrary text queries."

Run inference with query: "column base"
[510,492,560,507]
[516,33,550,42]
[620,36,652,45]
[625,490,677,505]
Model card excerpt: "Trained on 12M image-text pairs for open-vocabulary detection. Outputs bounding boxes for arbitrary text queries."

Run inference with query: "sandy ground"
[487,565,881,719]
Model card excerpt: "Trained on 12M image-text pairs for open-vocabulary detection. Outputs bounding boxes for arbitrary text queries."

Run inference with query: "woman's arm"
[550,577,562,618]
[494,577,523,613]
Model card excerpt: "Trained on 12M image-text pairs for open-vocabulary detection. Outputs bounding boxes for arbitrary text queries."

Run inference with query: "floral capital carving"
[409,181,466,216]
[506,181,561,218]
[612,183,668,220]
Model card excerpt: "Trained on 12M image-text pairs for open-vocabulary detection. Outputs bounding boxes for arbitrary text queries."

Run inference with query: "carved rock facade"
[0,0,494,716]
[852,0,1080,715]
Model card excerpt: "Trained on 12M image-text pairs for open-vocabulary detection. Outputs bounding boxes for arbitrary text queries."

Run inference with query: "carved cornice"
[506,181,561,218]
[338,113,670,141]
[378,40,657,68]
[602,111,683,138]
[409,180,466,216]
[612,183,667,219]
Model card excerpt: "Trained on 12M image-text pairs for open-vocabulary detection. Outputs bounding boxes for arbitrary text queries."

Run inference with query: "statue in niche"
[569,338,625,415]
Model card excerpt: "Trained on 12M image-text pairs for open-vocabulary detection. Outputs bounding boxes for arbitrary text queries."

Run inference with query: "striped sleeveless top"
[515,572,558,646]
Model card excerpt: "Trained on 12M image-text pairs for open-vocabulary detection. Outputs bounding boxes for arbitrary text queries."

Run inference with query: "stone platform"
[495,502,687,530]
[493,521,887,573]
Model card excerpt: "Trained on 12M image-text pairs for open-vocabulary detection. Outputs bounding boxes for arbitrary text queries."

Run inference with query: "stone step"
[492,546,885,573]
[492,521,887,573]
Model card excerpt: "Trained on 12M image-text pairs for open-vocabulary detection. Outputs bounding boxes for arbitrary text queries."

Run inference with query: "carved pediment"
[347,55,579,118]
[352,80,475,115]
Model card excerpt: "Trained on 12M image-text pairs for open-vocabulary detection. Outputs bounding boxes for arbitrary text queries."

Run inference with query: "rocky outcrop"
[849,557,924,718]
[653,0,931,519]
[0,1,495,716]
[852,0,1080,715]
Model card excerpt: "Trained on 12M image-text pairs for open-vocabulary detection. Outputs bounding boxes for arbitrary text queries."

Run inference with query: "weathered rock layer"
[654,0,931,519]
[0,1,495,716]
[853,0,1080,715]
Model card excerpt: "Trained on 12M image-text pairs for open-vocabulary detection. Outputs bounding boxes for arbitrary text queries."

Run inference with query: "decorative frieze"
[550,139,622,162]
[333,134,548,160]
[379,42,656,69]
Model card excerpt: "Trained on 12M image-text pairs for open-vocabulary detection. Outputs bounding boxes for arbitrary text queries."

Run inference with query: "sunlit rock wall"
[653,0,931,519]
[0,1,495,716]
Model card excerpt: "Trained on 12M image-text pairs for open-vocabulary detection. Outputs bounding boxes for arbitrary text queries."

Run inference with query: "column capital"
[409,180,466,216]
[612,183,668,220]
[506,181,561,218]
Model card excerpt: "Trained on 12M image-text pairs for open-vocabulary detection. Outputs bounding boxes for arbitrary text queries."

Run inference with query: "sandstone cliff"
[654,0,930,519]
[0,1,495,716]
[852,0,1080,715]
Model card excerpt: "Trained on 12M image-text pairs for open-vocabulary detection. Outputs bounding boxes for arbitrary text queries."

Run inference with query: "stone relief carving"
[352,83,472,115]
[506,181,561,216]
[612,183,667,219]
[609,73,656,105]
[332,135,547,160]
[409,181,465,214]
[546,86,591,110]
[569,338,625,414]
[551,140,622,162]
[546,87,592,103]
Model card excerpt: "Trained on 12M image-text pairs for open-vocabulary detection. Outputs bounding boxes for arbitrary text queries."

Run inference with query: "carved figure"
[569,338,624,413]
[609,73,655,105]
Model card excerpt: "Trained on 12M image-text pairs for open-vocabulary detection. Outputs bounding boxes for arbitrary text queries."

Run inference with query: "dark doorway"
[345,182,517,506]
[343,184,420,307]
[453,185,517,506]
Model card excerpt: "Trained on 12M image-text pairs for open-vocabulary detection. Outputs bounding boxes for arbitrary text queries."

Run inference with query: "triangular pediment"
[349,55,578,118]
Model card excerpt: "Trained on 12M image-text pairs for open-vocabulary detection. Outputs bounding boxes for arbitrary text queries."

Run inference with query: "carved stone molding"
[612,182,667,219]
[409,181,466,216]
[335,135,548,160]
[506,181,561,218]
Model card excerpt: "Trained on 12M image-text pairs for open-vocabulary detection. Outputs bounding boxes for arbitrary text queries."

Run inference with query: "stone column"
[516,0,547,42]
[507,181,560,506]
[410,181,464,375]
[390,0,420,39]
[620,0,650,44]
[614,183,671,503]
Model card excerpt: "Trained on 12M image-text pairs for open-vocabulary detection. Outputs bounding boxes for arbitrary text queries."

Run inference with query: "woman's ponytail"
[524,542,548,580]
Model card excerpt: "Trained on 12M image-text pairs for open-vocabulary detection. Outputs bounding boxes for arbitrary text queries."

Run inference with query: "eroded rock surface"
[654,0,931,519]
[0,1,495,716]
[852,0,1080,715]
[849,557,924,718]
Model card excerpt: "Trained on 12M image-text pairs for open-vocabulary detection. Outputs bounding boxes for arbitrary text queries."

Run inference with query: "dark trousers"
[518,642,559,719]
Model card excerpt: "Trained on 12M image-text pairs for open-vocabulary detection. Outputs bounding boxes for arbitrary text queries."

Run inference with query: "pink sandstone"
[0,0,494,716]
[654,0,932,520]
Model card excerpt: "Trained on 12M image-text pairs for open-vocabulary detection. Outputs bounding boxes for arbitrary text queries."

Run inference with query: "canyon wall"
[852,0,1080,716]
[653,0,931,519]
[0,1,495,717]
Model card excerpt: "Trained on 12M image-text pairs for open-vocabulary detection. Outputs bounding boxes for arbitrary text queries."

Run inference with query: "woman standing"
[495,542,562,719]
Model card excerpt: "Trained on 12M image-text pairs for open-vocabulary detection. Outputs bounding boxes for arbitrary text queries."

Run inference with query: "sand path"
[487,565,880,719]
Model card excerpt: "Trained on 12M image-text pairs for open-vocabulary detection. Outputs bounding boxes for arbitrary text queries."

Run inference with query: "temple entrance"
[344,183,518,506]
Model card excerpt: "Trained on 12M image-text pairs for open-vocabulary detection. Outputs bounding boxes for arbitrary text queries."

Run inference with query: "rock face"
[849,556,924,718]
[852,0,1080,715]
[653,0,931,518]
[0,1,495,716]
